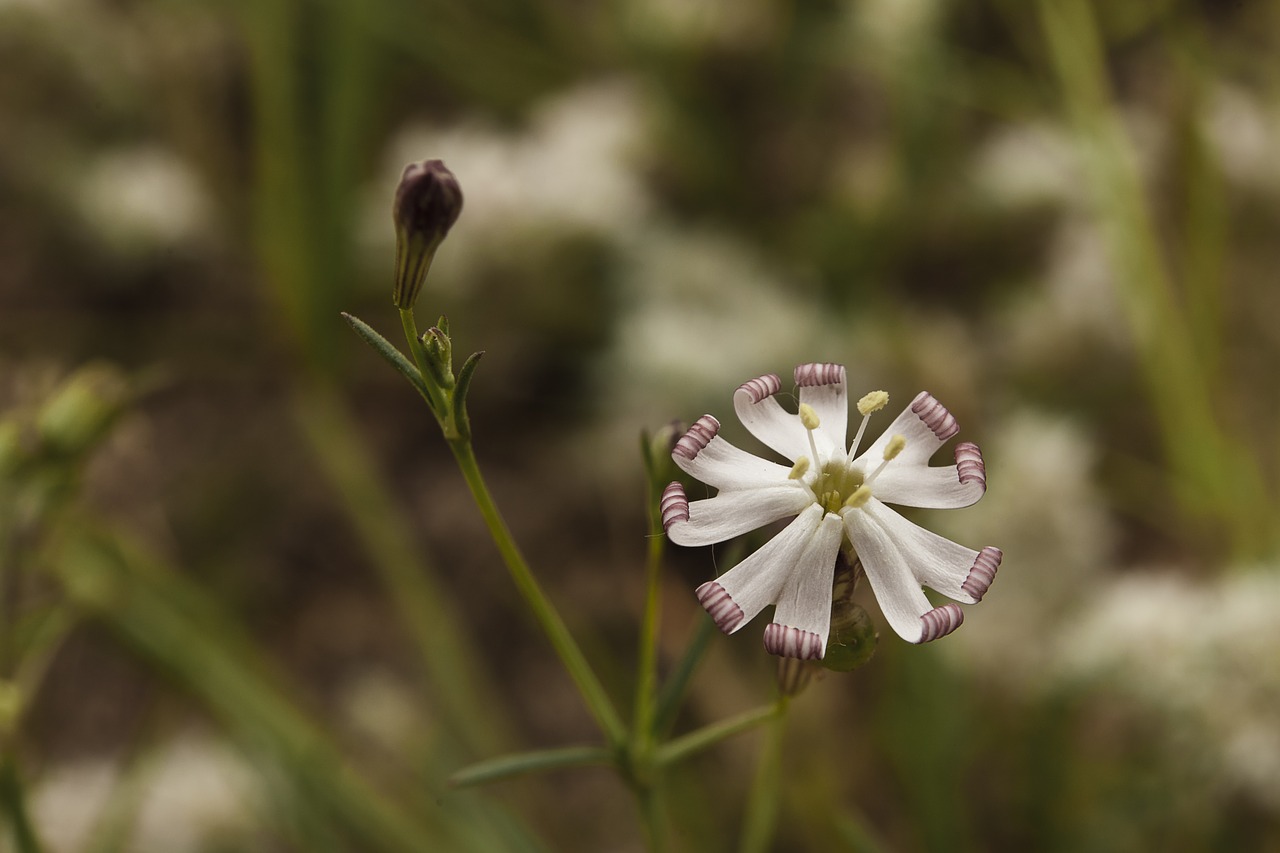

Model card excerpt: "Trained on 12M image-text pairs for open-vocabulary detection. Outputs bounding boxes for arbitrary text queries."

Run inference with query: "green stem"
[446,439,626,746]
[398,309,444,417]
[738,697,789,853]
[656,703,781,767]
[450,745,613,788]
[632,483,666,752]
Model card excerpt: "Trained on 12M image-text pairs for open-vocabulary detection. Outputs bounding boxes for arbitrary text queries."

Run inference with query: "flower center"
[795,392,905,515]
[815,458,863,514]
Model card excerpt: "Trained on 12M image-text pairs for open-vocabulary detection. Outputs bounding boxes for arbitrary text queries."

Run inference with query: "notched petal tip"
[735,373,782,404]
[794,363,845,388]
[696,581,745,634]
[660,482,690,532]
[673,415,720,460]
[961,546,1002,601]
[955,442,986,491]
[763,623,825,660]
[918,603,964,643]
[911,392,959,441]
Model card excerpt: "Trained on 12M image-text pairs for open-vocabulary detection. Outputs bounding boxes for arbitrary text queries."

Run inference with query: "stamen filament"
[865,434,906,485]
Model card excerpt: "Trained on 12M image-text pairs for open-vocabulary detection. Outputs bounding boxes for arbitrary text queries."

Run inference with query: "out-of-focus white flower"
[663,363,1000,657]
[366,80,649,289]
[1204,84,1280,193]
[936,411,1113,680]
[1002,217,1130,364]
[76,147,210,255]
[1053,569,1280,811]
[972,122,1083,209]
[33,730,258,853]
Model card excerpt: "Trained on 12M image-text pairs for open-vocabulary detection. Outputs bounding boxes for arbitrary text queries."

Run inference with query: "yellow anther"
[843,485,872,509]
[857,390,889,416]
[883,434,907,461]
[788,457,811,480]
[798,403,821,431]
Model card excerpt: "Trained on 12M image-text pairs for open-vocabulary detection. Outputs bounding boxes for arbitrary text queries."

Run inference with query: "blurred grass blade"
[450,745,613,788]
[49,527,460,852]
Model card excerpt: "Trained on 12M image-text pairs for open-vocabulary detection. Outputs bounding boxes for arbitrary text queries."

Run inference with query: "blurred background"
[2,0,1279,850]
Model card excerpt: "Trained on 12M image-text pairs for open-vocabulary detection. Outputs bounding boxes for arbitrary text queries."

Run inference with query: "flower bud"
[392,159,463,311]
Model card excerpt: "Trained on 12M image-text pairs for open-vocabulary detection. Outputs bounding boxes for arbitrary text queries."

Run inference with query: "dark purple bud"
[392,160,463,310]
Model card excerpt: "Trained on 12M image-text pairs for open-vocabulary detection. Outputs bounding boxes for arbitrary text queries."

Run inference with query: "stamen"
[788,457,811,480]
[843,485,871,509]
[798,403,821,464]
[864,435,907,485]
[857,390,889,416]
[847,390,887,461]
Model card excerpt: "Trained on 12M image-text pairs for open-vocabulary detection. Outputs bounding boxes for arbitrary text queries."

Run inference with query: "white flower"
[662,363,1001,659]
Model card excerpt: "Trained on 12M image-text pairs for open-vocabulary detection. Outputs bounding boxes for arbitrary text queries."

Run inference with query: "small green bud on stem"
[392,160,463,311]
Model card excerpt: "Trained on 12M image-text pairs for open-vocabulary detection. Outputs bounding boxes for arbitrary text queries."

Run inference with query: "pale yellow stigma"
[857,390,889,417]
[883,434,907,461]
[844,485,872,509]
[798,403,821,431]
[788,457,811,480]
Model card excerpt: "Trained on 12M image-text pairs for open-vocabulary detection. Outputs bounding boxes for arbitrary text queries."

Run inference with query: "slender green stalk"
[739,697,789,853]
[446,439,626,746]
[655,704,781,767]
[631,483,667,755]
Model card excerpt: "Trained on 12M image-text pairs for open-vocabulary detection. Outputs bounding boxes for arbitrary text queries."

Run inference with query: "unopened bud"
[392,159,463,311]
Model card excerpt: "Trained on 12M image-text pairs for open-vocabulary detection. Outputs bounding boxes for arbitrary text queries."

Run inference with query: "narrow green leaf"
[340,312,432,401]
[656,704,779,767]
[451,351,484,440]
[450,746,613,788]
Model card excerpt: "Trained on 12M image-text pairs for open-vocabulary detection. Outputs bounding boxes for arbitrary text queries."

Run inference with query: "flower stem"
[632,481,667,753]
[446,438,627,746]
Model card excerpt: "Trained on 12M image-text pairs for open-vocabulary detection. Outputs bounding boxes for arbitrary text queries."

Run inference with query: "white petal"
[863,500,1000,603]
[666,485,812,547]
[857,391,958,468]
[795,363,848,456]
[733,374,808,462]
[871,465,985,509]
[842,504,965,643]
[673,431,795,492]
[695,504,827,633]
[766,511,844,659]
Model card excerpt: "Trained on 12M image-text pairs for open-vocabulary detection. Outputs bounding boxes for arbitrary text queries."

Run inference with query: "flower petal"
[765,511,844,659]
[733,373,808,462]
[672,415,796,491]
[871,444,987,509]
[695,504,827,633]
[857,391,959,468]
[666,484,812,547]
[842,504,966,643]
[862,500,1001,604]
[795,363,848,456]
